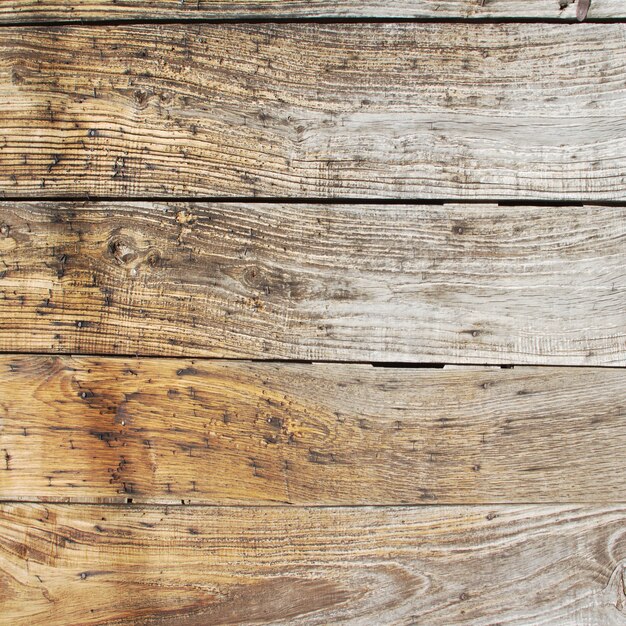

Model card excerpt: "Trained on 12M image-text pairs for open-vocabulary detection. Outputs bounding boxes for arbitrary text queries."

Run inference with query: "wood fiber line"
[1,503,626,624]
[1,0,624,23]
[1,23,626,199]
[0,201,624,364]
[1,355,626,504]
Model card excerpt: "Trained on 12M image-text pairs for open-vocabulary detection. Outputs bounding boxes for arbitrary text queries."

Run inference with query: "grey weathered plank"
[1,23,626,199]
[0,0,623,23]
[1,503,626,625]
[1,356,626,504]
[0,201,624,364]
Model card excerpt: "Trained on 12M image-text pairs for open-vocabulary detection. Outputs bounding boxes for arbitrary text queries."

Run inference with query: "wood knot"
[11,68,23,84]
[603,562,626,613]
[242,265,275,298]
[242,265,261,285]
[175,210,196,226]
[452,221,469,236]
[133,90,150,106]
[108,237,137,265]
[146,250,162,268]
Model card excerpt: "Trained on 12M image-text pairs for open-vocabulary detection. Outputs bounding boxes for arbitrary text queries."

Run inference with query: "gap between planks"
[2,351,626,369]
[5,197,626,206]
[2,17,624,28]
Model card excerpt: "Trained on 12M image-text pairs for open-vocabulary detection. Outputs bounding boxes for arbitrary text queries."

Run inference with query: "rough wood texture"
[2,355,626,504]
[1,24,626,200]
[1,201,624,364]
[2,503,626,625]
[1,0,624,22]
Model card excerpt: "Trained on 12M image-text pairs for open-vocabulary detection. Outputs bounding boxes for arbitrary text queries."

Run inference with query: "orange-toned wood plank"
[1,355,625,504]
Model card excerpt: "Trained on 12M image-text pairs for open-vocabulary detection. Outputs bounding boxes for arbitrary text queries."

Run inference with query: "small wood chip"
[577,0,591,20]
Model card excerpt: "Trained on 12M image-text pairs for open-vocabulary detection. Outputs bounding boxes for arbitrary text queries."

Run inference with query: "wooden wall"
[0,1,625,624]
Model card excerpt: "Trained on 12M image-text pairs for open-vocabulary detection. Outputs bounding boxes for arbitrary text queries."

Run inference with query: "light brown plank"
[0,201,624,364]
[1,355,625,504]
[1,0,623,23]
[1,24,626,200]
[2,503,626,624]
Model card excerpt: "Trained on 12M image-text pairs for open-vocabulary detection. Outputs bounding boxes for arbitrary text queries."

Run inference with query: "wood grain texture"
[2,502,626,625]
[1,201,624,364]
[1,0,625,22]
[1,23,626,200]
[2,355,626,504]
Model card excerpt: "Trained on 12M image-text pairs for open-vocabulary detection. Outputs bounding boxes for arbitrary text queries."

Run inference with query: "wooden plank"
[1,355,626,504]
[1,0,624,23]
[0,201,624,364]
[1,24,625,200]
[1,502,626,624]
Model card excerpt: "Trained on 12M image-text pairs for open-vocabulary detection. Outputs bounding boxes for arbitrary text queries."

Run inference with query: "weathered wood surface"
[2,503,626,625]
[2,356,626,504]
[1,0,623,23]
[1,24,626,200]
[1,201,624,364]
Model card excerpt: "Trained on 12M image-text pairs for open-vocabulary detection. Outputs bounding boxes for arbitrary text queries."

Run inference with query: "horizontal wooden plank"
[1,24,626,200]
[2,503,626,624]
[1,0,624,23]
[1,355,626,504]
[0,201,624,364]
